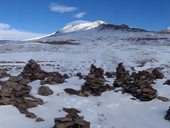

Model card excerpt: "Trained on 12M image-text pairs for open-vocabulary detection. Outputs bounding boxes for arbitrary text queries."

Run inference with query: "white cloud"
[0,23,46,41]
[49,3,77,13]
[0,23,10,30]
[74,12,86,18]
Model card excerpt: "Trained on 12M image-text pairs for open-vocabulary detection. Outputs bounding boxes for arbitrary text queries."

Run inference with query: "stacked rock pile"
[114,63,164,101]
[53,108,90,128]
[20,59,68,85]
[65,64,114,96]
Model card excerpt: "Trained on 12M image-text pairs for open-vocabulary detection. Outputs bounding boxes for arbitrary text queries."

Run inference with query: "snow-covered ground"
[0,21,170,128]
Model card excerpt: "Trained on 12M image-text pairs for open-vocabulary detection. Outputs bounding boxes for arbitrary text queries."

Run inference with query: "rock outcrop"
[53,108,90,128]
[113,63,164,101]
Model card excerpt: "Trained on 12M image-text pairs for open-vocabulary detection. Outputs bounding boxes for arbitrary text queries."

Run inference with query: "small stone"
[105,71,115,78]
[38,86,53,96]
[157,96,169,102]
[35,117,45,122]
[64,88,79,95]
[152,68,164,79]
[76,72,83,79]
[26,112,37,119]
[164,80,170,85]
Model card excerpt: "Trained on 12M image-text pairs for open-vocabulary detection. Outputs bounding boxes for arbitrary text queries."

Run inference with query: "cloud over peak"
[74,12,86,18]
[49,3,77,13]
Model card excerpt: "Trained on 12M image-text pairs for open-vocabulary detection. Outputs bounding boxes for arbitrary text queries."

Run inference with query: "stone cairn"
[65,64,114,96]
[165,107,170,121]
[20,59,68,85]
[0,76,43,119]
[113,63,164,101]
[0,59,69,120]
[53,108,90,128]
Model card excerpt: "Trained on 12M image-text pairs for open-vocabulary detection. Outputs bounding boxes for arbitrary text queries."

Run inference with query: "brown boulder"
[38,86,53,96]
[25,112,37,119]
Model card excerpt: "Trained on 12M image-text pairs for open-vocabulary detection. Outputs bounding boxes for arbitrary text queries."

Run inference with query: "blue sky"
[0,0,170,40]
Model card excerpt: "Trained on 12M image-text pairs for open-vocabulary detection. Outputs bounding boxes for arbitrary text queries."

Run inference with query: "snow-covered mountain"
[0,21,170,128]
[60,20,106,33]
[37,20,169,45]
[162,27,170,33]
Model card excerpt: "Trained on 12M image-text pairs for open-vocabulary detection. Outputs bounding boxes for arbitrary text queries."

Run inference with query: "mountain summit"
[60,20,106,33]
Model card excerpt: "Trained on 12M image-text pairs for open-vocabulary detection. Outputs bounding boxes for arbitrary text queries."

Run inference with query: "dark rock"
[25,112,37,119]
[24,98,43,108]
[35,117,45,122]
[113,63,161,101]
[0,69,10,78]
[76,72,84,79]
[152,68,164,79]
[165,107,170,121]
[53,108,90,128]
[20,59,68,85]
[0,75,43,118]
[20,59,45,81]
[157,96,169,102]
[38,86,53,96]
[40,74,65,85]
[64,88,79,95]
[105,71,115,78]
[63,74,69,79]
[65,64,114,97]
[164,80,170,85]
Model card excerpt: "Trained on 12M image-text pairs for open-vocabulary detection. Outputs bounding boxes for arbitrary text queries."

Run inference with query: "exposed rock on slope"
[98,24,146,32]
[113,63,164,101]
